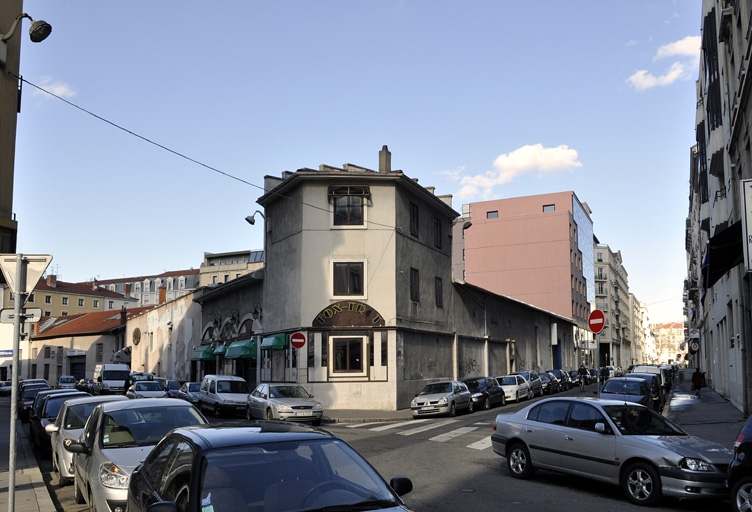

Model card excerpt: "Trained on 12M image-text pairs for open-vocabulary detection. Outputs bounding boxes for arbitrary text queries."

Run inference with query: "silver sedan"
[246,383,324,426]
[497,375,532,402]
[491,397,733,506]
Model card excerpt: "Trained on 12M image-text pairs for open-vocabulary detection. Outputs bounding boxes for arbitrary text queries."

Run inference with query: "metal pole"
[8,254,26,512]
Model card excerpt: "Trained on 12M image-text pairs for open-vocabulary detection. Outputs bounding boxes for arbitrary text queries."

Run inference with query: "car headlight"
[100,462,129,488]
[680,457,713,471]
[438,396,448,405]
[472,393,484,399]
[411,399,418,406]
[313,403,323,411]
[276,404,292,412]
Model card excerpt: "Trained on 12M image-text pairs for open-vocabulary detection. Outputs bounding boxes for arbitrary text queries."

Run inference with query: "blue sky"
[13,1,700,324]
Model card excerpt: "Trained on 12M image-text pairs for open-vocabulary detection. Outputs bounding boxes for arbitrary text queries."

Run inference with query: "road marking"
[398,419,458,436]
[370,419,429,431]
[345,422,389,428]
[430,426,478,442]
[467,437,493,450]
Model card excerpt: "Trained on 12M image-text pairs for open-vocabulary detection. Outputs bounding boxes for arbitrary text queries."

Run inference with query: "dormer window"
[329,186,370,226]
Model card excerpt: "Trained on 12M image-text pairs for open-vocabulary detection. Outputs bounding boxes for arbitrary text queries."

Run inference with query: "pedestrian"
[599,365,609,387]
[691,367,706,398]
[578,364,588,391]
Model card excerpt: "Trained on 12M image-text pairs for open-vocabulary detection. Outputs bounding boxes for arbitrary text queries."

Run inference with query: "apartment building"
[93,269,200,307]
[594,244,631,368]
[198,250,264,287]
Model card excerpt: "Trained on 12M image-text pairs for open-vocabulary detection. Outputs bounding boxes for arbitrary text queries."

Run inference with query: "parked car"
[0,380,12,396]
[569,370,592,387]
[129,371,155,383]
[161,379,182,398]
[597,377,653,409]
[497,375,532,402]
[729,413,752,512]
[64,398,208,512]
[126,381,168,399]
[57,375,77,389]
[539,372,560,395]
[127,422,414,512]
[547,369,572,390]
[492,397,732,506]
[198,374,252,418]
[176,381,200,404]
[625,372,665,412]
[512,370,543,397]
[247,383,324,425]
[45,395,129,486]
[18,385,52,422]
[463,377,505,410]
[29,390,90,455]
[410,381,473,418]
[77,378,94,393]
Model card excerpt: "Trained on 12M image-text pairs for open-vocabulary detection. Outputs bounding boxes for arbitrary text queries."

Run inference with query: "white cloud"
[454,144,582,199]
[33,77,76,99]
[628,36,700,91]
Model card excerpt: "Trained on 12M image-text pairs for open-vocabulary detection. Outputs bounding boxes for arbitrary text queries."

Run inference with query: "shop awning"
[213,343,227,355]
[225,338,257,359]
[260,334,287,350]
[191,344,215,361]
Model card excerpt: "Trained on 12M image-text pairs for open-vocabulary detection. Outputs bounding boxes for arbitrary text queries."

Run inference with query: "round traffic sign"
[587,309,605,334]
[290,331,306,349]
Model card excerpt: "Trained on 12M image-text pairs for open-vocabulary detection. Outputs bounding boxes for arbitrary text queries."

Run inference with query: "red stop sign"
[588,309,605,333]
[290,331,306,349]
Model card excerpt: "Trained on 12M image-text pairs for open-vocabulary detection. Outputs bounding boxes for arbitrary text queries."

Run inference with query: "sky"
[11,1,701,324]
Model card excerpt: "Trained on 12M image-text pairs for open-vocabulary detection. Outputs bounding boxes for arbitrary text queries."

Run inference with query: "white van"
[198,374,251,418]
[92,363,131,395]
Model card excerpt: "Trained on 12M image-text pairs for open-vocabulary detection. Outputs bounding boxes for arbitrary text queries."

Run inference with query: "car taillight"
[735,433,746,451]
[493,420,497,431]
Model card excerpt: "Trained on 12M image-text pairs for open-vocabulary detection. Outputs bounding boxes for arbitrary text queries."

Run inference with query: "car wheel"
[73,473,84,504]
[500,395,506,407]
[246,406,253,421]
[266,408,274,421]
[213,404,221,418]
[88,488,96,512]
[622,461,661,506]
[59,473,71,487]
[506,442,534,479]
[527,388,533,400]
[467,400,474,414]
[483,397,491,410]
[732,475,752,512]
[448,402,456,417]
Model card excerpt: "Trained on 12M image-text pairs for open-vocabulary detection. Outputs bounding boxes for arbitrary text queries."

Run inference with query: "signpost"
[587,309,605,333]
[291,331,306,349]
[0,254,51,512]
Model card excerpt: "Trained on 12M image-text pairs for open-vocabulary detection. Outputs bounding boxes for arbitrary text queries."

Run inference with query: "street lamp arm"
[1,13,52,43]
[245,211,266,225]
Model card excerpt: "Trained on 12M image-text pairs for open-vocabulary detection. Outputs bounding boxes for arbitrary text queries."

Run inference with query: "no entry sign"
[587,309,605,333]
[291,331,306,349]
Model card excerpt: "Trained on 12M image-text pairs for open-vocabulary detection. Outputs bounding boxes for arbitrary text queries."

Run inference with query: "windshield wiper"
[302,498,399,512]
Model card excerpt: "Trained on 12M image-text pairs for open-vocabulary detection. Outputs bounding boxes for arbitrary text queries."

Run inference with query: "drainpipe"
[453,333,458,380]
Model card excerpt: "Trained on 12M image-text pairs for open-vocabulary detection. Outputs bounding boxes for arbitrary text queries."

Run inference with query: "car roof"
[169,422,338,450]
[531,396,649,408]
[605,377,645,383]
[60,395,129,408]
[98,398,197,412]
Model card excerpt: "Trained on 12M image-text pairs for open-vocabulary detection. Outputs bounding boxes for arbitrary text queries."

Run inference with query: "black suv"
[730,415,752,512]
[462,377,505,410]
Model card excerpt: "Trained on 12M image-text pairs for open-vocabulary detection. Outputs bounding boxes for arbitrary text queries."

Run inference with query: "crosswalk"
[337,419,495,450]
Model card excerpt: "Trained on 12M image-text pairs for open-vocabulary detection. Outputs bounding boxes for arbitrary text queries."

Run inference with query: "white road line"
[429,426,478,442]
[345,422,389,428]
[398,419,458,436]
[370,419,429,431]
[466,437,493,450]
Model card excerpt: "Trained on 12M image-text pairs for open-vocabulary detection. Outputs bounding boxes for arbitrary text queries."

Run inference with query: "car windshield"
[463,380,481,391]
[188,383,200,392]
[23,387,48,399]
[102,370,130,380]
[603,405,686,436]
[60,377,76,384]
[420,383,452,395]
[217,380,251,393]
[499,377,517,386]
[166,381,181,390]
[136,382,162,391]
[602,380,643,395]
[269,386,312,399]
[43,395,83,418]
[200,439,399,511]
[101,406,206,447]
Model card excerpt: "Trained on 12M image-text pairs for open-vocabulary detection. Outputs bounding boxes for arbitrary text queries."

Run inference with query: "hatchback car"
[18,385,51,422]
[45,395,128,486]
[64,398,208,512]
[728,413,752,512]
[247,383,324,425]
[547,369,572,390]
[161,379,182,398]
[463,376,505,410]
[513,370,543,397]
[598,377,654,409]
[29,390,90,454]
[625,372,665,412]
[410,381,472,418]
[491,397,732,506]
[497,375,532,402]
[126,422,415,512]
[176,381,200,404]
[57,375,77,389]
[126,381,167,399]
[539,372,560,395]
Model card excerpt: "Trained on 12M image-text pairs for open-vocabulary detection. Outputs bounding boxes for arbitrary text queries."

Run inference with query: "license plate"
[421,406,434,411]
[295,411,312,417]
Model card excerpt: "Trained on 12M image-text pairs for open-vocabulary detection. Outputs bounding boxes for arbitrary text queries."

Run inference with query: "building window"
[212,276,218,285]
[410,202,419,237]
[28,293,35,303]
[543,204,555,212]
[44,346,51,358]
[61,312,68,316]
[93,299,99,309]
[433,218,442,249]
[597,252,603,262]
[43,364,50,381]
[78,298,85,307]
[44,310,51,316]
[333,262,364,297]
[167,279,173,291]
[96,343,103,363]
[108,301,114,310]
[143,280,150,293]
[224,274,229,283]
[135,283,141,292]
[329,186,369,226]
[178,278,185,290]
[410,268,420,302]
[62,297,69,306]
[381,331,388,366]
[45,295,52,304]
[487,210,499,219]
[332,337,363,373]
[435,277,443,308]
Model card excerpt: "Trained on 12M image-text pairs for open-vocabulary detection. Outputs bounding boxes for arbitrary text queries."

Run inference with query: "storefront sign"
[313,301,385,327]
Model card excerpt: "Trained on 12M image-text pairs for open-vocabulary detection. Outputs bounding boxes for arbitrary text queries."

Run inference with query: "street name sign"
[0,308,42,324]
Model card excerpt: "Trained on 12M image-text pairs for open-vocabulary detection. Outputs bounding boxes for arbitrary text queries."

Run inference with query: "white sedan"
[496,375,532,402]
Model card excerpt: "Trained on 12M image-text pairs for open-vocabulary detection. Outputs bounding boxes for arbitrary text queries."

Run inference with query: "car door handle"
[565,435,575,441]
[525,427,533,432]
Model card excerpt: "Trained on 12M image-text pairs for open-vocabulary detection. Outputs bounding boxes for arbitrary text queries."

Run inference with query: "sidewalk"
[0,369,749,512]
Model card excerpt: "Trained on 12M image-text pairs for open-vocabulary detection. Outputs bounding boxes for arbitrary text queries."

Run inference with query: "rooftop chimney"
[379,145,391,173]
[46,275,57,288]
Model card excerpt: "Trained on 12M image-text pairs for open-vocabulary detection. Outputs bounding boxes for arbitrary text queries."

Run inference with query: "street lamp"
[245,211,266,386]
[0,12,52,69]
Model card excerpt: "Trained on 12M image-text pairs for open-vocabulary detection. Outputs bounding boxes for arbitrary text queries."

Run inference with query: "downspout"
[453,333,458,380]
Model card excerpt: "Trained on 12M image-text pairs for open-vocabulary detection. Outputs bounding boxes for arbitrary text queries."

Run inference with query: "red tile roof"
[34,278,133,299]
[33,307,151,339]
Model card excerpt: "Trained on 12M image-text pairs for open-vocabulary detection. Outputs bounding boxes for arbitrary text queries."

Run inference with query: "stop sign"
[587,309,605,333]
[290,331,306,349]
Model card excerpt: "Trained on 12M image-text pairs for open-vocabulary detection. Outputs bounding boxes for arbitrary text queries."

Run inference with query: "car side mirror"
[63,439,90,455]
[389,476,413,497]
[45,424,59,434]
